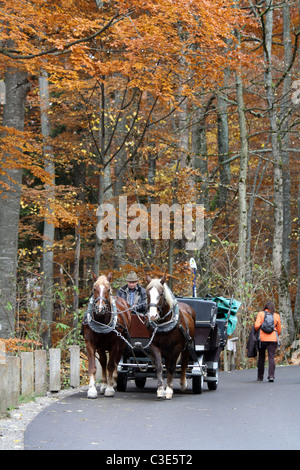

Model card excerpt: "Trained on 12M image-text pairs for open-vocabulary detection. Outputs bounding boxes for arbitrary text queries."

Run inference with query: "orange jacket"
[255,310,281,342]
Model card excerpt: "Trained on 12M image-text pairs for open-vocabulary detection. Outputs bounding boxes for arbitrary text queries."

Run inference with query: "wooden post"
[0,363,8,416]
[49,348,61,392]
[69,345,80,388]
[7,356,20,408]
[21,352,34,397]
[35,350,47,395]
[223,346,228,372]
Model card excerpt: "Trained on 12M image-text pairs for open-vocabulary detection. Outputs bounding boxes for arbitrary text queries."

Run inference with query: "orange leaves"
[0,126,55,188]
[21,185,80,229]
[2,337,42,354]
[0,0,250,99]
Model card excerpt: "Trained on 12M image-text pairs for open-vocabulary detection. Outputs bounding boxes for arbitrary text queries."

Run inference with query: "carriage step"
[192,365,207,376]
[118,363,149,369]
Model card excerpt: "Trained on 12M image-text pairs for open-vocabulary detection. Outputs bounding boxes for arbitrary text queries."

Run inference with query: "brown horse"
[83,273,131,398]
[146,274,196,399]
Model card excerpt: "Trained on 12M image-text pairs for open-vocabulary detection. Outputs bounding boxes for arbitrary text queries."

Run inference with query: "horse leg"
[179,348,190,392]
[104,350,117,397]
[165,356,176,400]
[112,363,118,389]
[150,344,164,399]
[86,342,97,399]
[98,350,108,394]
[165,372,174,399]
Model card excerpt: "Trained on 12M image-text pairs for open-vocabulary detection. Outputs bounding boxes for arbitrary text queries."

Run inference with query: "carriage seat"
[176,297,217,328]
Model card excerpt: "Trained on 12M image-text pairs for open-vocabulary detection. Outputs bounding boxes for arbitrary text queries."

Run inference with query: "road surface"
[25,365,300,451]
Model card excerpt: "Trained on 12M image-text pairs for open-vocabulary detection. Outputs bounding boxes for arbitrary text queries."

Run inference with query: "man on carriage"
[116,271,147,315]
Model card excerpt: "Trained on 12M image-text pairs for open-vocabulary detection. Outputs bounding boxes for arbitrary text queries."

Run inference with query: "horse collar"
[87,296,118,334]
[148,302,179,333]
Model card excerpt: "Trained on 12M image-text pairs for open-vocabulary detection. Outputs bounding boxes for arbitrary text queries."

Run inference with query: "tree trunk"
[0,69,29,338]
[295,177,300,332]
[39,70,55,349]
[73,160,85,321]
[191,105,212,295]
[93,81,113,275]
[235,68,249,284]
[235,62,249,369]
[263,1,294,343]
[147,149,157,265]
[113,89,127,268]
[217,70,231,210]
[280,3,292,276]
[73,222,80,327]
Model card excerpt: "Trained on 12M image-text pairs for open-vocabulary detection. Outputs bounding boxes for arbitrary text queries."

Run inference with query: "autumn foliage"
[0,0,299,363]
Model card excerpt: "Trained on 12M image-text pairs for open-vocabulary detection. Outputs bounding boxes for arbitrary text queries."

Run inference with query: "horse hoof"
[165,387,173,400]
[87,387,97,399]
[100,384,107,394]
[104,386,115,397]
[156,388,165,399]
[180,381,188,392]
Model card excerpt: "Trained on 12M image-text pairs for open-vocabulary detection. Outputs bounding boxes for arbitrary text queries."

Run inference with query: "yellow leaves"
[20,185,80,235]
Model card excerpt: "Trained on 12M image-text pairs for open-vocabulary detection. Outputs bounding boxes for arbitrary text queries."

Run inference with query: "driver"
[116,271,147,315]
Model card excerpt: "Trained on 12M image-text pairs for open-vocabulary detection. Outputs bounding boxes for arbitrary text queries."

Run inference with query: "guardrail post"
[21,351,34,397]
[0,362,9,417]
[69,345,80,388]
[35,350,47,395]
[227,337,238,371]
[49,348,61,392]
[7,356,20,409]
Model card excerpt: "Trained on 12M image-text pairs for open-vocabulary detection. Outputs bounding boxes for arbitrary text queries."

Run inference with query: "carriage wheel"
[207,368,219,391]
[135,377,147,389]
[192,374,204,394]
[116,371,128,392]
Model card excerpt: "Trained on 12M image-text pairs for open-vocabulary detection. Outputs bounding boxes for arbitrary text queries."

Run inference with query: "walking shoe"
[268,377,274,382]
[257,378,263,381]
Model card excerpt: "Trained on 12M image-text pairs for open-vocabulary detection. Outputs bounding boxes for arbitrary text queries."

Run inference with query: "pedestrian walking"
[254,301,281,382]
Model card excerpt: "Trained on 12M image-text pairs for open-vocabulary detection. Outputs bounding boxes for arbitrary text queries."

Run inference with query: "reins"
[88,286,204,375]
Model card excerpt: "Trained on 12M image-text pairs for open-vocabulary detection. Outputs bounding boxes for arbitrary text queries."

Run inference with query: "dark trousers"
[257,341,277,380]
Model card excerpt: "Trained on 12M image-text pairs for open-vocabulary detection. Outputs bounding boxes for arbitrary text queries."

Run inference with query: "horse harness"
[85,293,195,359]
[86,295,129,339]
[147,302,180,333]
[147,300,194,350]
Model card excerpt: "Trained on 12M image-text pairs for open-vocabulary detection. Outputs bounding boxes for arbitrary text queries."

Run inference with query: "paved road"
[25,365,300,451]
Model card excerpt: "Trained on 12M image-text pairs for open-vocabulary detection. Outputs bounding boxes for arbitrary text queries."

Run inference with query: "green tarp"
[212,296,241,336]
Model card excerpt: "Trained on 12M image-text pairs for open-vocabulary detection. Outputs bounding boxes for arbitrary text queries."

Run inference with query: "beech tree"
[39,70,55,348]
[260,0,295,343]
[0,0,299,356]
[0,69,30,337]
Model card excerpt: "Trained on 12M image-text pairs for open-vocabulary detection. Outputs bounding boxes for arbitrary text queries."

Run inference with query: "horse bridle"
[147,290,172,322]
[92,295,110,317]
[148,302,163,314]
[147,287,163,312]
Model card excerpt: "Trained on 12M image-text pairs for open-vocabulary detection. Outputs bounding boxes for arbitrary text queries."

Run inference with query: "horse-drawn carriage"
[83,273,240,399]
[116,294,240,395]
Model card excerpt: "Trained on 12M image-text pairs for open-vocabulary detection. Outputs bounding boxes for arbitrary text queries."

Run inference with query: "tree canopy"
[0,0,299,364]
